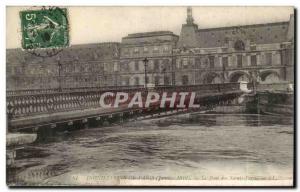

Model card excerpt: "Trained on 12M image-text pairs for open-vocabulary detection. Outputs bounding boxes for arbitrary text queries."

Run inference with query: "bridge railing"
[256,82,293,92]
[6,85,145,96]
[153,83,241,94]
[6,83,241,119]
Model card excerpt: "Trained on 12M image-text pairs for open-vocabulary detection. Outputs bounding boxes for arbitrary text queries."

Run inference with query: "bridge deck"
[10,105,135,130]
[12,82,295,132]
[8,90,244,131]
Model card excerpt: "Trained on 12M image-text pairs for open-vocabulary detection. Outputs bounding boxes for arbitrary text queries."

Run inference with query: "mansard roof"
[7,42,120,65]
[196,21,289,48]
[61,42,120,61]
[121,31,179,46]
[124,31,177,39]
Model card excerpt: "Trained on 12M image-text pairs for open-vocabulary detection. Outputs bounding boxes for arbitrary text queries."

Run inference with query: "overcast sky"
[6,6,294,48]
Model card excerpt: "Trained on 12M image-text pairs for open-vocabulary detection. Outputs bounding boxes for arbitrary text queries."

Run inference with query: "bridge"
[6,82,291,134]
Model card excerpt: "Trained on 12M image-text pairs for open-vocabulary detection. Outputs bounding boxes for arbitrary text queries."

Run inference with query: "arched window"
[234,40,245,51]
[155,76,160,85]
[182,75,189,85]
[134,77,140,85]
[154,60,159,71]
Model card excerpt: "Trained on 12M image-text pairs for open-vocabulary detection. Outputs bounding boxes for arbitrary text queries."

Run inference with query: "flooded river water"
[10,113,294,186]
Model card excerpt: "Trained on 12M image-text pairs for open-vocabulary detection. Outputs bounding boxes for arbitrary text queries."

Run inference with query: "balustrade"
[7,83,241,119]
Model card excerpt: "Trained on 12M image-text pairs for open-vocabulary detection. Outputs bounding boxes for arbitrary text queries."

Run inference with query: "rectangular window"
[189,58,194,66]
[164,76,170,85]
[143,47,148,53]
[222,57,228,68]
[134,47,139,54]
[123,62,129,71]
[251,55,257,66]
[237,55,243,68]
[163,59,169,65]
[250,46,256,51]
[195,57,201,68]
[153,46,159,53]
[155,76,160,85]
[202,58,209,68]
[123,77,130,86]
[265,53,272,65]
[209,56,215,68]
[154,60,159,71]
[163,46,169,52]
[163,59,170,70]
[148,60,153,71]
[134,77,139,85]
[182,75,188,85]
[183,58,188,69]
[222,48,228,52]
[123,48,129,55]
[113,62,118,72]
[103,63,107,72]
[176,59,181,69]
[134,61,139,71]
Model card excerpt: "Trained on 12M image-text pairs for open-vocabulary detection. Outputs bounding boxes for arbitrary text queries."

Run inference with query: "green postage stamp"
[20,7,69,50]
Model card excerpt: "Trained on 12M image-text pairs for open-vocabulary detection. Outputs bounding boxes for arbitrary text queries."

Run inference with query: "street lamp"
[222,60,226,83]
[251,70,258,94]
[143,58,148,89]
[162,67,166,86]
[57,57,62,92]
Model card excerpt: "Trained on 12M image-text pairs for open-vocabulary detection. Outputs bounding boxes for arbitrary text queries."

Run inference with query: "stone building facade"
[119,31,178,86]
[6,7,294,91]
[173,7,294,85]
[7,43,120,90]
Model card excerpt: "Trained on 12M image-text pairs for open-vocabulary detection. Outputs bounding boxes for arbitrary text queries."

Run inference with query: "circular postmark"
[20,6,70,58]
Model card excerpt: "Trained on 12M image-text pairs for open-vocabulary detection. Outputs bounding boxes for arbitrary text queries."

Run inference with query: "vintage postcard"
[6,6,295,187]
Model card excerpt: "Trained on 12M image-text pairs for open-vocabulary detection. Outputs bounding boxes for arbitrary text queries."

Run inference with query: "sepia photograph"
[6,6,295,187]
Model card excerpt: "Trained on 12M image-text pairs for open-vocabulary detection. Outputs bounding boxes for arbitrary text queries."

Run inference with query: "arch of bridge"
[259,70,280,83]
[202,72,222,84]
[228,71,251,82]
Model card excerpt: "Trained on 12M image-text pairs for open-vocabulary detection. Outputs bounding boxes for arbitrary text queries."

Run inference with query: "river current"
[10,113,294,186]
